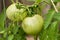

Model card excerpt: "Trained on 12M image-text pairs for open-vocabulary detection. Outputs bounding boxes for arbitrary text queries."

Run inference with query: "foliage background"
[0,0,60,40]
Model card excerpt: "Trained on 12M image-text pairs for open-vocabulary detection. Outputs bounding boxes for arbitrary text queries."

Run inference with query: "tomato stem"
[11,0,15,3]
[51,0,58,13]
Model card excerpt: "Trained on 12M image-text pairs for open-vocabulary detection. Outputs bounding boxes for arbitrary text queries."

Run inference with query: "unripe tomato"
[22,14,44,35]
[6,3,27,22]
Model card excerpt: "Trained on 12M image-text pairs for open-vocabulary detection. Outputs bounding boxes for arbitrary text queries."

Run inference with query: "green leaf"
[13,27,26,40]
[0,30,5,34]
[47,21,58,40]
[8,34,14,40]
[53,12,60,21]
[8,22,19,35]
[13,34,26,40]
[12,23,19,35]
[0,10,6,32]
[39,29,48,40]
[40,21,58,40]
[7,22,19,40]
[0,37,6,40]
[3,30,7,38]
[44,10,55,29]
[7,22,26,40]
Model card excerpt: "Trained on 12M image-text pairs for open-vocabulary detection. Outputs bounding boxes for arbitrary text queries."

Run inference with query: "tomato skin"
[6,3,27,22]
[22,14,44,35]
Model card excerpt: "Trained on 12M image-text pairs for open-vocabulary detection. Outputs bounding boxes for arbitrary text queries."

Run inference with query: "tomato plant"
[0,0,60,40]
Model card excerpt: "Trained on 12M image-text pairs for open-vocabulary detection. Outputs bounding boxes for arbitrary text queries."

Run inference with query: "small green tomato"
[6,3,27,22]
[22,14,44,35]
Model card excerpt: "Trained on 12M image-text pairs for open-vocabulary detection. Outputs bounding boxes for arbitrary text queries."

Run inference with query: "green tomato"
[22,14,44,35]
[6,3,27,22]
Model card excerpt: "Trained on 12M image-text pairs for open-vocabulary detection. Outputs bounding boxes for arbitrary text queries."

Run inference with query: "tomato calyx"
[15,3,26,9]
[26,4,41,17]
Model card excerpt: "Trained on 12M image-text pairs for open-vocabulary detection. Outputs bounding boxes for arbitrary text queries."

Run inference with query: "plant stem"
[3,0,7,40]
[51,0,58,13]
[11,0,15,3]
[3,0,5,13]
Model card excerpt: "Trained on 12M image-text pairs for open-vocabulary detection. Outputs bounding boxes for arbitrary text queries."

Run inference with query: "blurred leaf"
[8,34,14,40]
[0,37,6,40]
[13,27,26,40]
[13,34,26,40]
[57,34,60,40]
[18,27,26,35]
[12,23,19,35]
[44,10,55,29]
[54,0,60,2]
[47,21,58,40]
[0,10,6,32]
[3,30,7,38]
[40,21,58,40]
[7,22,19,40]
[7,22,26,40]
[0,30,5,34]
[39,29,48,40]
[53,12,60,21]
[8,22,19,35]
[27,0,42,3]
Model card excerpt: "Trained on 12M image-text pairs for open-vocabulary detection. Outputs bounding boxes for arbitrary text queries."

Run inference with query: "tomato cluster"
[6,3,44,35]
